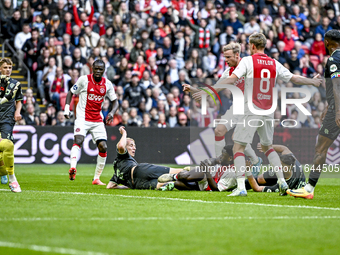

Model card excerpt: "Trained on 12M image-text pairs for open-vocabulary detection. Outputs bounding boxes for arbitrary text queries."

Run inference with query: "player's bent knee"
[177,171,189,180]
[215,125,227,137]
[97,140,107,152]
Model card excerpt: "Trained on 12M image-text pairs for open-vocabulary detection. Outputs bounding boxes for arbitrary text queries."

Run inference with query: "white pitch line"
[1,189,340,212]
[0,241,109,255]
[1,216,340,222]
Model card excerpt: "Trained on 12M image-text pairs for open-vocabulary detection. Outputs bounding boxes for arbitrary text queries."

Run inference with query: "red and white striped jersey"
[232,53,292,115]
[71,74,117,122]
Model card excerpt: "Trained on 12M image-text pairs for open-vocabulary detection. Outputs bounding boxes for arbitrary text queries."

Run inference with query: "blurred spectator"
[157,113,169,128]
[38,112,49,126]
[56,111,72,126]
[50,67,71,110]
[167,106,178,127]
[72,48,87,71]
[315,17,332,39]
[80,55,94,76]
[128,108,142,126]
[14,23,31,71]
[22,28,44,72]
[24,103,39,126]
[311,33,327,61]
[141,113,151,128]
[175,112,188,127]
[244,17,261,36]
[124,74,148,108]
[172,70,190,93]
[84,23,100,48]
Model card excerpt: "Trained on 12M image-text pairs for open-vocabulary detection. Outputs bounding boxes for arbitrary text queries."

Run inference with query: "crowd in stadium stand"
[0,0,337,128]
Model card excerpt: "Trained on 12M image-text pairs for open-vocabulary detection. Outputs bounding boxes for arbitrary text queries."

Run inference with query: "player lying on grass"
[106,126,182,190]
[245,143,306,193]
[0,138,21,192]
[158,144,305,193]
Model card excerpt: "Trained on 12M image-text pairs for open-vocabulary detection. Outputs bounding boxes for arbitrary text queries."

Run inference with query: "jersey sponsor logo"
[330,64,338,73]
[100,87,105,94]
[88,93,104,101]
[257,93,271,100]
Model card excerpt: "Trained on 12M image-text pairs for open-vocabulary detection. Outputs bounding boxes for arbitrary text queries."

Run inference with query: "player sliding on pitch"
[107,126,182,190]
[64,59,119,185]
[183,42,262,177]
[288,30,340,199]
[193,33,321,196]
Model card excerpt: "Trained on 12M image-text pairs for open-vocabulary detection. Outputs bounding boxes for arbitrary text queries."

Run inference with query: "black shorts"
[133,163,170,190]
[319,107,340,141]
[0,123,14,141]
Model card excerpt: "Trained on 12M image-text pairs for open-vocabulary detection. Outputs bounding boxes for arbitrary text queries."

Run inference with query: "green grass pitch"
[1,164,340,255]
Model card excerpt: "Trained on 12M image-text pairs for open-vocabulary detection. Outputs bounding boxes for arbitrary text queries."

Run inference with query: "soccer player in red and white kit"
[216,33,322,196]
[64,59,119,185]
[183,42,262,176]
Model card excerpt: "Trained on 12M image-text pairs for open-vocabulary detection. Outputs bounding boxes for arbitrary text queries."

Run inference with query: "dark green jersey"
[0,78,23,125]
[324,49,340,108]
[109,149,138,188]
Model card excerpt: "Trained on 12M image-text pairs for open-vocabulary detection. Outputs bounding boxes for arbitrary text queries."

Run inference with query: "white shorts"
[217,169,237,191]
[198,166,237,191]
[74,119,107,143]
[233,115,273,146]
[217,105,243,131]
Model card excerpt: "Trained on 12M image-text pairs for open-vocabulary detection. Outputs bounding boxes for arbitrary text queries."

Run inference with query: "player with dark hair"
[159,144,305,193]
[0,58,23,191]
[106,126,182,190]
[64,59,119,185]
[246,144,306,193]
[288,30,340,199]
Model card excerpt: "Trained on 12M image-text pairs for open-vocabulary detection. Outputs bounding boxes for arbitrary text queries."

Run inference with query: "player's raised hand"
[64,104,71,119]
[119,126,127,135]
[312,74,322,87]
[182,84,191,92]
[106,112,114,124]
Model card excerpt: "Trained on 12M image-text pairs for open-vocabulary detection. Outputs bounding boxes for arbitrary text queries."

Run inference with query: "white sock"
[8,174,17,183]
[266,148,285,183]
[244,144,258,164]
[305,183,315,193]
[234,152,246,190]
[70,145,81,169]
[215,136,225,157]
[94,154,107,180]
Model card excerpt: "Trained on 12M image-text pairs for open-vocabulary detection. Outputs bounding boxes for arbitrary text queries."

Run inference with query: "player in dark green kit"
[288,30,340,199]
[107,126,182,190]
[0,58,23,190]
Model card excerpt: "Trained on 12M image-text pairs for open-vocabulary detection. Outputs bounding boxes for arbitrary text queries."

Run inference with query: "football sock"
[70,144,81,169]
[244,144,258,164]
[308,168,321,188]
[234,152,246,190]
[9,174,17,183]
[265,148,285,183]
[94,152,107,180]
[305,183,315,193]
[215,136,225,157]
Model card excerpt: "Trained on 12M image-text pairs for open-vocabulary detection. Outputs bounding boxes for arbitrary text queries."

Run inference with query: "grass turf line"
[0,164,340,255]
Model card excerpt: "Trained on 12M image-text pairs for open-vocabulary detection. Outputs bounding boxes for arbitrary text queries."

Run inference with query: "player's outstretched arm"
[64,90,74,119]
[290,74,322,87]
[257,143,292,155]
[117,126,127,154]
[106,99,119,125]
[107,181,129,189]
[332,77,340,127]
[246,175,264,192]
